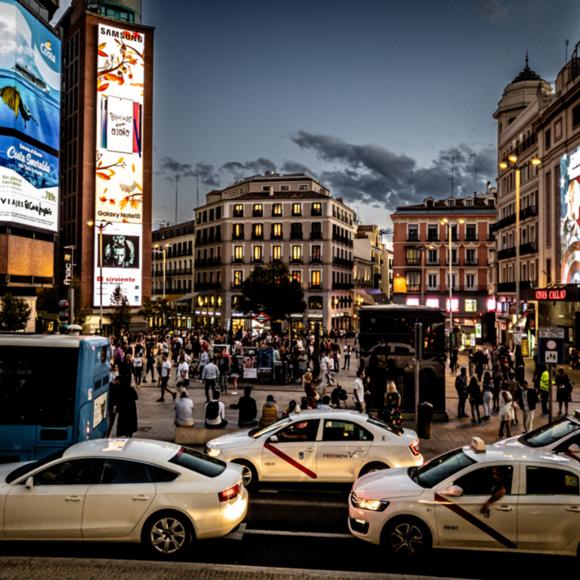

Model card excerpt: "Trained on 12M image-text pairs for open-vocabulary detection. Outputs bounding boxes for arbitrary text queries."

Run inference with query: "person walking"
[482,371,494,420]
[115,382,139,437]
[132,353,143,386]
[343,344,351,370]
[555,367,573,415]
[303,367,317,408]
[383,381,402,429]
[201,358,220,402]
[157,353,177,402]
[353,368,366,413]
[517,380,538,433]
[455,367,469,418]
[468,376,482,424]
[498,388,514,439]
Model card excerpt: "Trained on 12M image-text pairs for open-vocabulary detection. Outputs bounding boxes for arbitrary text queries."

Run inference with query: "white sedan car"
[206,409,422,488]
[349,437,580,560]
[0,438,248,558]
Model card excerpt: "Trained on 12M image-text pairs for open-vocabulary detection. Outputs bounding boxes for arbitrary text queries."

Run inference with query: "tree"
[240,262,306,322]
[139,298,174,330]
[0,293,32,331]
[110,286,131,337]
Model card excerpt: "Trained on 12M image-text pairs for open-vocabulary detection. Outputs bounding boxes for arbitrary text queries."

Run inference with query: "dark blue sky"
[58,1,580,227]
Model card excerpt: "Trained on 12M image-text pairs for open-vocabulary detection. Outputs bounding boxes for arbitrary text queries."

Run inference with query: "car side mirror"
[25,476,34,490]
[269,435,279,443]
[441,484,463,497]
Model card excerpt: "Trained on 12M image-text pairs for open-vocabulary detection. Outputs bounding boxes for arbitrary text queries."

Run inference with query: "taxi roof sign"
[471,437,486,453]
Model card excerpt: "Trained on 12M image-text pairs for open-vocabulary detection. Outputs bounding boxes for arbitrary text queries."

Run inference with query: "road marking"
[264,443,318,479]
[251,498,346,508]
[242,528,353,540]
[434,493,517,549]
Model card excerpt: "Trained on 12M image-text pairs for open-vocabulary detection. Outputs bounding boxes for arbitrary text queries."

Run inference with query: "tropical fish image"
[0,85,38,128]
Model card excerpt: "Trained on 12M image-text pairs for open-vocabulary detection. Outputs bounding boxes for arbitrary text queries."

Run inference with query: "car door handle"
[65,495,81,502]
[495,505,513,512]
[565,506,580,512]
[132,495,150,501]
[355,448,366,453]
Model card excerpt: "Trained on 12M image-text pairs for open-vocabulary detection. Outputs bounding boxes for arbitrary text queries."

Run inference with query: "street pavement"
[134,352,579,460]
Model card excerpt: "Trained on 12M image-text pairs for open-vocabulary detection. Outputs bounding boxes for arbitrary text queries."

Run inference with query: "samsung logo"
[40,41,56,63]
[100,27,143,43]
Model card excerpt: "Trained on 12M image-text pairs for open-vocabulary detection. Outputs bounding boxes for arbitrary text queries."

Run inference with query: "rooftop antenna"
[566,39,569,63]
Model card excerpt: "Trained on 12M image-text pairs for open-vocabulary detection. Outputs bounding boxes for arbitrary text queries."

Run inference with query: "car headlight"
[206,446,221,458]
[351,492,389,512]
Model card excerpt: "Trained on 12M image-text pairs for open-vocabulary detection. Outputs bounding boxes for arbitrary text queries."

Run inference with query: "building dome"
[510,54,543,84]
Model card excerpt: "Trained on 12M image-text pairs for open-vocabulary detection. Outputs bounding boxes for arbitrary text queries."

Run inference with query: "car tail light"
[409,439,421,456]
[218,482,241,502]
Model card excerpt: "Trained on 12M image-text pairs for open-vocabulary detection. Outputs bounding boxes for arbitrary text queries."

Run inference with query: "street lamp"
[87,219,112,335]
[499,155,541,322]
[440,218,464,343]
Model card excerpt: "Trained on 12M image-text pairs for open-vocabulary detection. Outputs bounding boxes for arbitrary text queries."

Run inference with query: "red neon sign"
[534,289,567,301]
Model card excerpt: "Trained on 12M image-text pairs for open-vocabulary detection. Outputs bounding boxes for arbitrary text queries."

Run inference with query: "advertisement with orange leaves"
[94,23,145,306]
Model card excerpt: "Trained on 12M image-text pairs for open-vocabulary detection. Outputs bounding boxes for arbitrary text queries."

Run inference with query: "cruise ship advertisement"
[0,0,60,232]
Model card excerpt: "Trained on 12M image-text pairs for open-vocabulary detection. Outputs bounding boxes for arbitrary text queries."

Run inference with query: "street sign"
[538,327,565,365]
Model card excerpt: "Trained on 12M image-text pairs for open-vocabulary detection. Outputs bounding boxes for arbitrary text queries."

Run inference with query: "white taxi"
[206,409,422,488]
[0,438,248,558]
[349,437,580,559]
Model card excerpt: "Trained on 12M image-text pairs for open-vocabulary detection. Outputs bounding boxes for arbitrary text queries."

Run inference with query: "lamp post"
[441,218,464,345]
[499,155,541,324]
[87,220,112,335]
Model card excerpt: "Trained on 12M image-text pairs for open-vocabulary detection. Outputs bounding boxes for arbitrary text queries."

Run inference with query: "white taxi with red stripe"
[205,410,422,488]
[349,437,580,559]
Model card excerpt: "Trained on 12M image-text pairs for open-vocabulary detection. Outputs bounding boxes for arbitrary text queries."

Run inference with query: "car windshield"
[367,417,403,436]
[5,449,66,484]
[519,417,580,448]
[251,417,292,439]
[170,446,226,477]
[409,448,475,488]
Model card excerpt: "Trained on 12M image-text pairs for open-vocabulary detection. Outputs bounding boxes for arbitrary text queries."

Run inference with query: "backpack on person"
[206,400,220,420]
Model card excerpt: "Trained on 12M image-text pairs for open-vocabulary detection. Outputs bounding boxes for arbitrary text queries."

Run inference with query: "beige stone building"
[193,173,356,333]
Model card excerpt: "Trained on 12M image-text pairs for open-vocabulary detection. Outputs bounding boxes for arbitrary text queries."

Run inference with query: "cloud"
[221,157,277,181]
[159,156,220,187]
[291,131,496,209]
[477,0,511,23]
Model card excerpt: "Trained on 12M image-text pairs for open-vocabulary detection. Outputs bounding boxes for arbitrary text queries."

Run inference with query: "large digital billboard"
[0,0,60,232]
[94,23,145,307]
[560,146,580,283]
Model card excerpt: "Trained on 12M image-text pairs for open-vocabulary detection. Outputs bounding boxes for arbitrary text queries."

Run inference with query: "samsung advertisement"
[0,0,60,232]
[94,23,145,307]
[560,146,580,283]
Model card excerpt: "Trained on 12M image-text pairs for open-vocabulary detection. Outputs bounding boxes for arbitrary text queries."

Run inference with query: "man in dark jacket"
[455,367,469,418]
[233,386,258,427]
[516,380,538,433]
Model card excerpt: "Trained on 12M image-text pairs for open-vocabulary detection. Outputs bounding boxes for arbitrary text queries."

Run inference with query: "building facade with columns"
[391,193,496,347]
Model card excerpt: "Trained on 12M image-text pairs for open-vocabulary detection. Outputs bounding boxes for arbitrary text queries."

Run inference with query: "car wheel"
[142,510,193,559]
[233,459,258,490]
[382,517,432,561]
[359,462,389,477]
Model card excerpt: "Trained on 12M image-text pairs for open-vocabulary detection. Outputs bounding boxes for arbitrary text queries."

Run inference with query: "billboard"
[94,23,145,306]
[0,0,60,232]
[93,222,142,307]
[560,146,580,283]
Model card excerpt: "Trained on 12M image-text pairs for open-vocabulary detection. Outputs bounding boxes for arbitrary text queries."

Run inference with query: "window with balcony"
[310,270,321,288]
[466,224,477,241]
[310,222,322,239]
[233,270,243,288]
[427,248,438,264]
[233,245,244,263]
[407,224,419,241]
[272,245,282,261]
[405,247,421,265]
[291,270,302,284]
[272,203,282,216]
[290,223,303,239]
[427,224,438,241]
[252,223,263,240]
[466,248,477,265]
[253,204,263,217]
[466,273,476,289]
[427,273,438,290]
[405,271,421,292]
[309,296,323,310]
[311,202,322,216]
[292,203,302,216]
[232,224,244,240]
[311,245,321,263]
[253,245,263,263]
[465,299,477,312]
[291,245,302,263]
[446,273,458,291]
[233,204,244,218]
[271,223,283,239]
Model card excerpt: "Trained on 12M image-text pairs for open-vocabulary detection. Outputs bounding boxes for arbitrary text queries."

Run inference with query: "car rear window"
[519,418,580,448]
[170,446,226,477]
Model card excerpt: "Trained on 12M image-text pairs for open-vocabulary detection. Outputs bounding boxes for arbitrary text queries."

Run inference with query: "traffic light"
[58,299,70,324]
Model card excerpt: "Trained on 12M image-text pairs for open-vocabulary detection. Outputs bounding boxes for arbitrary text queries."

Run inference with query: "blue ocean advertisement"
[0,135,58,231]
[0,0,60,231]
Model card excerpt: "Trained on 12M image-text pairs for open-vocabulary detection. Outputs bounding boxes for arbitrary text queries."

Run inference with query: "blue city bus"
[358,305,447,418]
[0,335,111,463]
